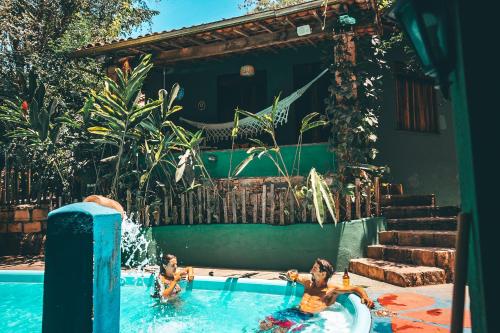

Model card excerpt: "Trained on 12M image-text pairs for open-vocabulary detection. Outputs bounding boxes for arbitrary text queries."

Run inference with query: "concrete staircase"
[349,185,459,287]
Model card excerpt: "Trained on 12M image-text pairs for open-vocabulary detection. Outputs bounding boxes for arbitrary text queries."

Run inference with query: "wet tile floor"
[1,256,471,332]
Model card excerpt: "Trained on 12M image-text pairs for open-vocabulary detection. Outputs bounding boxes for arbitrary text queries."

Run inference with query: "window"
[395,75,438,133]
[217,70,267,122]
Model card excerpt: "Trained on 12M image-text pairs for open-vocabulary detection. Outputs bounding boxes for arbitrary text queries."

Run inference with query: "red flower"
[21,100,29,111]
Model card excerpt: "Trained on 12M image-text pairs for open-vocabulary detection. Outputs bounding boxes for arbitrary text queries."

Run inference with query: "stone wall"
[0,205,48,255]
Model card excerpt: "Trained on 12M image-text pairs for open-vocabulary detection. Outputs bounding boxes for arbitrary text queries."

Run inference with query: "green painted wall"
[142,217,385,272]
[375,54,460,206]
[201,142,334,178]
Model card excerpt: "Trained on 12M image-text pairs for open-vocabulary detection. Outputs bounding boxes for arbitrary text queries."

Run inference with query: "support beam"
[256,22,274,33]
[233,28,250,38]
[155,24,326,64]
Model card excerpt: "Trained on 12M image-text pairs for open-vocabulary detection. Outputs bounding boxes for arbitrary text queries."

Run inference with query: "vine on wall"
[325,28,388,194]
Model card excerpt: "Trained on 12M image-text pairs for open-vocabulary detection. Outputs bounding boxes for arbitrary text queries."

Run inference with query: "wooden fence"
[1,167,381,226]
[130,176,382,227]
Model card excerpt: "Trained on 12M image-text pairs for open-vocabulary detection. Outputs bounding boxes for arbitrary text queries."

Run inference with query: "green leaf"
[234,153,255,176]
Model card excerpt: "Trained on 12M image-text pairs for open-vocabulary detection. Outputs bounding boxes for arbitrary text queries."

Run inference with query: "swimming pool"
[0,270,371,332]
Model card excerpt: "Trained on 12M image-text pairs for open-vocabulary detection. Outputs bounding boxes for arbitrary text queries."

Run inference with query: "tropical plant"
[87,54,162,198]
[0,70,77,194]
[231,96,336,226]
[85,54,212,211]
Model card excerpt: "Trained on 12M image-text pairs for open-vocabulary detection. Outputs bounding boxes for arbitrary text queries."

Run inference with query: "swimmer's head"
[310,258,334,286]
[160,254,177,277]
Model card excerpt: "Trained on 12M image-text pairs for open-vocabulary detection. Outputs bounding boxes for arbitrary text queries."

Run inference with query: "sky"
[132,0,248,37]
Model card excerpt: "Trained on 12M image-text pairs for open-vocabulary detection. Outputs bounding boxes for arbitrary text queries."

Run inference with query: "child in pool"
[258,258,374,332]
[151,254,194,303]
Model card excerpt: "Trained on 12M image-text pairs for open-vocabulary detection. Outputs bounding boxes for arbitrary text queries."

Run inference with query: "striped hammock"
[180,67,330,142]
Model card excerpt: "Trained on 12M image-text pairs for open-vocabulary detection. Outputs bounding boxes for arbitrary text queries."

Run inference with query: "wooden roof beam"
[154,24,326,64]
[184,37,205,46]
[285,16,296,29]
[256,22,274,33]
[233,28,250,38]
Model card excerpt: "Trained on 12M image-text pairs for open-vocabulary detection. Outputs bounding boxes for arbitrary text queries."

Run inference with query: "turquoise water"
[0,278,353,333]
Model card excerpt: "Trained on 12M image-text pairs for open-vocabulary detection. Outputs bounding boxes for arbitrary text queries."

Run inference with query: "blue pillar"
[42,202,121,333]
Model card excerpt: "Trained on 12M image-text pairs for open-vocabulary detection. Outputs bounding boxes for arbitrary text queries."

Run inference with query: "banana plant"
[87,54,162,198]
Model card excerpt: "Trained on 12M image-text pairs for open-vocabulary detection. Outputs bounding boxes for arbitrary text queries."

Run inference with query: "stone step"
[367,245,455,282]
[349,258,447,287]
[387,217,457,231]
[379,230,456,248]
[382,205,459,219]
[381,194,435,207]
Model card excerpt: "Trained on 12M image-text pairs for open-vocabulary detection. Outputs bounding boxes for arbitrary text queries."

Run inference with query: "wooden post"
[252,193,258,224]
[288,192,295,224]
[28,168,31,200]
[241,188,247,224]
[450,213,471,333]
[346,195,352,221]
[188,192,194,225]
[301,200,307,223]
[197,188,203,224]
[365,185,372,217]
[173,205,178,225]
[164,194,169,225]
[355,178,361,219]
[261,185,267,224]
[223,194,228,223]
[215,190,221,223]
[269,183,275,224]
[181,194,186,224]
[144,205,150,227]
[311,202,317,223]
[206,189,212,224]
[231,190,237,224]
[374,177,381,216]
[279,191,285,225]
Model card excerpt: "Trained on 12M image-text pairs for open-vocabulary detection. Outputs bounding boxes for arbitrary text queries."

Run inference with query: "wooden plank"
[206,189,212,224]
[302,199,307,222]
[365,185,371,217]
[252,193,258,224]
[346,195,352,221]
[197,187,203,224]
[288,192,295,224]
[181,194,186,224]
[374,177,381,216]
[173,205,178,224]
[261,185,267,224]
[279,191,285,225]
[241,188,247,223]
[144,205,150,227]
[269,183,275,224]
[155,24,326,64]
[223,194,229,223]
[355,178,361,219]
[232,190,237,224]
[189,192,194,224]
[216,191,221,223]
[164,194,169,225]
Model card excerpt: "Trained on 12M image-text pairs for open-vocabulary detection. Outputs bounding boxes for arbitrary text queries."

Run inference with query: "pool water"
[0,273,359,333]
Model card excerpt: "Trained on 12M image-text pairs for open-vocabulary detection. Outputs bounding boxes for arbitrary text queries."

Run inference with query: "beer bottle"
[343,269,350,287]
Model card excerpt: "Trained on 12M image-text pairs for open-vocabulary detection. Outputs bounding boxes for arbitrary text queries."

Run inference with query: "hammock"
[180,67,330,142]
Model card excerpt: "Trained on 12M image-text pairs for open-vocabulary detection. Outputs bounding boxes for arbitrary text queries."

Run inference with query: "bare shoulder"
[83,195,124,217]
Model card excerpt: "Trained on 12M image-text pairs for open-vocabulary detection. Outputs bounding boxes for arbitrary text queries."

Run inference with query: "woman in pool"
[259,258,374,332]
[152,254,194,303]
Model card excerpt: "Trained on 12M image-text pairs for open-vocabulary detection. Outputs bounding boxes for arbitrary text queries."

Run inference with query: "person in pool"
[258,258,374,332]
[151,254,194,303]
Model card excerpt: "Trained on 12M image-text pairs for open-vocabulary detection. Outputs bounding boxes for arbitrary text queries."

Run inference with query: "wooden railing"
[130,176,382,227]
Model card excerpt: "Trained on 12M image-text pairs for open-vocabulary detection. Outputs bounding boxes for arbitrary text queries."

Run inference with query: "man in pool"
[258,258,374,332]
[151,254,194,303]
